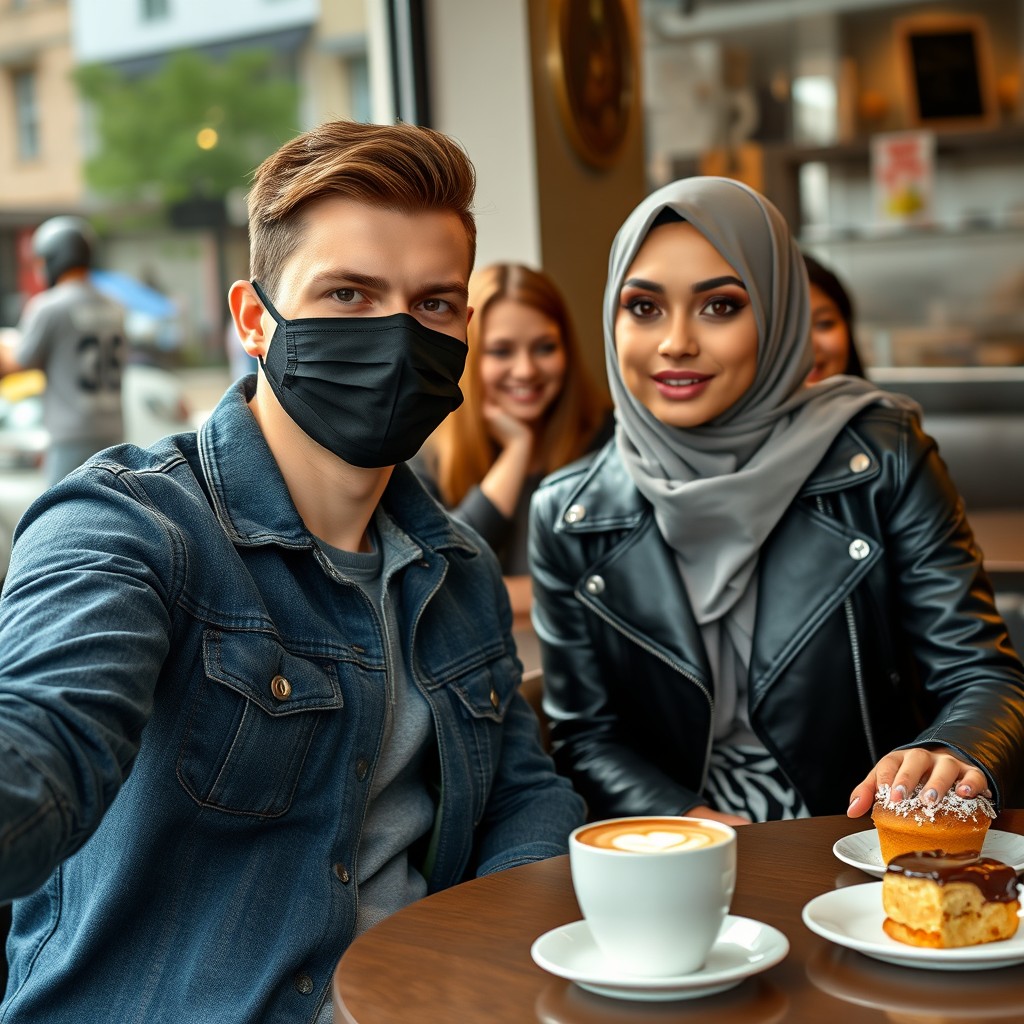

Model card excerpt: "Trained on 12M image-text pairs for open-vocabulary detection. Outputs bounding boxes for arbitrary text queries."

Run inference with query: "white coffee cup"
[569,815,737,977]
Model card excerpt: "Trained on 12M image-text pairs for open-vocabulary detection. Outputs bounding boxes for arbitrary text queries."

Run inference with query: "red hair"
[428,263,608,506]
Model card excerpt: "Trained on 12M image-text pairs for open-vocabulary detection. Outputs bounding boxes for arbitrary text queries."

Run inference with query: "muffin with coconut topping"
[871,783,995,864]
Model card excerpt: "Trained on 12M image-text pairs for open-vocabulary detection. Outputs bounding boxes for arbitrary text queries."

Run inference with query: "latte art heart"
[611,830,711,852]
[575,817,729,852]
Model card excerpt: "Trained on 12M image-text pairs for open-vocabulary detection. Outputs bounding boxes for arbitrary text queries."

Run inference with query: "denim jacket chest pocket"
[176,628,344,818]
[433,648,520,815]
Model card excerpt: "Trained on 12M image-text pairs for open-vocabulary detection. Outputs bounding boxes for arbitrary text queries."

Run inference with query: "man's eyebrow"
[418,280,469,301]
[692,275,746,293]
[310,269,390,291]
[309,270,468,301]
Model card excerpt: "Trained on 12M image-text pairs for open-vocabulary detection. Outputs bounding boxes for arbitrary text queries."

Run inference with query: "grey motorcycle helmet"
[31,215,95,286]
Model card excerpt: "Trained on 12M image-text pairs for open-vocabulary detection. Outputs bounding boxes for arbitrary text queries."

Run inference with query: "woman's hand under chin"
[482,401,533,452]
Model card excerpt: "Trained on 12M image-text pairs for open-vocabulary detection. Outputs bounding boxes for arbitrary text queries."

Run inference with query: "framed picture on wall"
[896,14,998,130]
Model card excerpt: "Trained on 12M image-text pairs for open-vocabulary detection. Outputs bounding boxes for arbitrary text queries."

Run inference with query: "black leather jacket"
[529,406,1024,819]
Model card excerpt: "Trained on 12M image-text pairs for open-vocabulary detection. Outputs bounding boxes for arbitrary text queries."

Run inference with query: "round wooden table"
[333,810,1024,1023]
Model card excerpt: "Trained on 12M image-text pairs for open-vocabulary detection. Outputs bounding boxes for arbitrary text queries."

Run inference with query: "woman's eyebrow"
[692,275,746,293]
[621,277,664,293]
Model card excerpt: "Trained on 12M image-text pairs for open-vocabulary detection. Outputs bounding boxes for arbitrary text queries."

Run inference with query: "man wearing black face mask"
[0,120,584,1024]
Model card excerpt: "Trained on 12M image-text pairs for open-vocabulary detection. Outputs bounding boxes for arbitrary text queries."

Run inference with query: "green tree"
[74,49,299,203]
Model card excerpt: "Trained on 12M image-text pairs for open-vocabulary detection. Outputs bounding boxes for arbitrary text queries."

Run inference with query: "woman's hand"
[847,747,992,818]
[479,403,534,518]
[685,804,752,827]
[482,401,532,452]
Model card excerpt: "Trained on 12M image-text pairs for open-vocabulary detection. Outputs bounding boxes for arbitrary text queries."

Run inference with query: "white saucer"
[833,828,1024,878]
[802,881,1024,970]
[530,915,789,1001]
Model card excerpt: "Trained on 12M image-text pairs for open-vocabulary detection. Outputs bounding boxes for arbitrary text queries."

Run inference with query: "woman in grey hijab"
[529,177,1024,825]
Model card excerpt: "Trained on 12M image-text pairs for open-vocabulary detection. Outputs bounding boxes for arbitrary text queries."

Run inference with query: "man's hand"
[0,336,21,378]
[847,747,992,817]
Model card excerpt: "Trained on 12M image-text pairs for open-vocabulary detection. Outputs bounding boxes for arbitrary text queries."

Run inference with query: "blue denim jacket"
[0,379,583,1023]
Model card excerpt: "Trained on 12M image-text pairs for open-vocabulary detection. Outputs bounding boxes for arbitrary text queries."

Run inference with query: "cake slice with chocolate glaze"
[882,850,1021,948]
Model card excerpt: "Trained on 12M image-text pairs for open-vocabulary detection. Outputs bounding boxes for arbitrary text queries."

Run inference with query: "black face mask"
[252,280,467,468]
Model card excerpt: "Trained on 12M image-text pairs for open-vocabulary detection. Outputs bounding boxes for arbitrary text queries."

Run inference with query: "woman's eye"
[625,297,659,318]
[703,296,741,317]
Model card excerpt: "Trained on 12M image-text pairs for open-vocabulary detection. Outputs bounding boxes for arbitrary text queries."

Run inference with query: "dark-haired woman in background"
[804,253,865,382]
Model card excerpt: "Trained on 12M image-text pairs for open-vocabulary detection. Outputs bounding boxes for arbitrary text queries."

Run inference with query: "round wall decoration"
[546,0,638,170]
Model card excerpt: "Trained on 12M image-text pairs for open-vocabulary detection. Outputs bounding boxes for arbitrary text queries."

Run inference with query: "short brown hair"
[247,120,477,299]
[427,263,610,506]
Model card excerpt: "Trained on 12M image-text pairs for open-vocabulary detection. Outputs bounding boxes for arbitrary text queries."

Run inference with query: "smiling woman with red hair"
[417,263,610,615]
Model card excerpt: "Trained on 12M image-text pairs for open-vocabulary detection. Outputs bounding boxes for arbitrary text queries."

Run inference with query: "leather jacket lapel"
[751,498,881,705]
[579,514,713,689]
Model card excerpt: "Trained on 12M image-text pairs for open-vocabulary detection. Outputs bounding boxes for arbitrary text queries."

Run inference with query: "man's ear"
[466,305,474,328]
[229,281,272,359]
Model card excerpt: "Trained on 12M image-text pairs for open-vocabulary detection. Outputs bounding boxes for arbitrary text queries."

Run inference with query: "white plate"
[802,882,1024,970]
[833,828,1024,878]
[530,915,789,1001]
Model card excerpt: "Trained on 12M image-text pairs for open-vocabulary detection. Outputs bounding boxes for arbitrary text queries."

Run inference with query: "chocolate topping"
[886,850,1021,903]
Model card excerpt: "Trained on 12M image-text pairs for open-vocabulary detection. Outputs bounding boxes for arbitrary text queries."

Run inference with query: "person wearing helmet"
[0,215,126,484]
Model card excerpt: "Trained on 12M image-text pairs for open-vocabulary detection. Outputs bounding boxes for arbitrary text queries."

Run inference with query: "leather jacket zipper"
[578,588,716,793]
[815,496,878,763]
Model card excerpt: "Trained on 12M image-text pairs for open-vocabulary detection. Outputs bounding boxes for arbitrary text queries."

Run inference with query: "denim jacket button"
[333,863,351,884]
[355,758,369,781]
[270,675,292,700]
[489,687,499,710]
[293,973,314,995]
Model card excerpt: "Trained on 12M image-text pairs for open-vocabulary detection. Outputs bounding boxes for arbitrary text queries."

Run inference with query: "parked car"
[0,362,195,586]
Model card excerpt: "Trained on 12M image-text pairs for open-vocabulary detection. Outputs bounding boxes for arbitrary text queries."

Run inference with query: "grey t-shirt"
[316,510,436,939]
[16,279,125,444]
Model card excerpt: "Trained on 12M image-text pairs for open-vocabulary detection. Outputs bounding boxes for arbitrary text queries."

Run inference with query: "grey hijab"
[605,177,918,624]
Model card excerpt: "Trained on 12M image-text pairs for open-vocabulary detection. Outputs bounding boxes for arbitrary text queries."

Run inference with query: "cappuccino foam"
[575,817,727,853]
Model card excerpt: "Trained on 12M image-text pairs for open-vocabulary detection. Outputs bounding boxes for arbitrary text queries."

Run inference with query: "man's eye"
[333,288,362,303]
[420,298,452,313]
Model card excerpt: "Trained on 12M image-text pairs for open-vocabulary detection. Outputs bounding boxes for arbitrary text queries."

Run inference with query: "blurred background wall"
[1,0,1022,380]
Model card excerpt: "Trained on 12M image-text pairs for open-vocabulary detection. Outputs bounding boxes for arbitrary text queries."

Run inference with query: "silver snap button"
[270,675,292,700]
[564,503,586,525]
[849,453,870,473]
[848,539,870,560]
[294,973,314,995]
[584,575,606,595]
[334,862,351,883]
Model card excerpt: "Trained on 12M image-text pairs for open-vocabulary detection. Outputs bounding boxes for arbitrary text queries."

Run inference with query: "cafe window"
[140,0,170,20]
[12,69,39,161]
